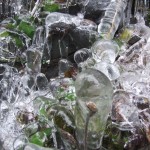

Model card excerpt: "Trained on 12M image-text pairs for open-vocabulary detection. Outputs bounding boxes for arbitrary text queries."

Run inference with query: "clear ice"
[75,68,113,149]
[1,0,150,149]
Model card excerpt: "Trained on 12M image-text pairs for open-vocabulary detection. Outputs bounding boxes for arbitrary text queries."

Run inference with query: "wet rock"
[0,64,5,73]
[55,0,81,15]
[124,133,150,150]
[42,63,59,79]
[127,35,141,46]
[84,0,111,23]
[0,141,4,150]
[43,12,98,63]
[72,0,111,23]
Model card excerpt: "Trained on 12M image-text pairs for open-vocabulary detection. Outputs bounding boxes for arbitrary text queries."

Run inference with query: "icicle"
[98,0,128,39]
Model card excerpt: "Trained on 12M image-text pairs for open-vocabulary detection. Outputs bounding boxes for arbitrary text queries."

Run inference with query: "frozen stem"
[84,101,98,150]
[31,0,42,17]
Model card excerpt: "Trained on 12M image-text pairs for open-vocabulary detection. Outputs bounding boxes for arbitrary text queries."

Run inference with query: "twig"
[31,0,41,17]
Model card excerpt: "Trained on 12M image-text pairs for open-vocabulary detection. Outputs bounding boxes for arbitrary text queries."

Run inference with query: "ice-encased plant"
[98,0,128,39]
[74,68,113,150]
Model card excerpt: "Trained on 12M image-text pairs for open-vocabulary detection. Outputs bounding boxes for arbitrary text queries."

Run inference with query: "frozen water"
[112,90,140,129]
[26,46,42,75]
[1,1,150,149]
[45,12,75,38]
[58,59,73,77]
[74,48,92,66]
[0,64,53,149]
[91,39,119,63]
[75,68,113,149]
[13,134,28,150]
[36,73,49,91]
[94,62,120,80]
[33,26,45,48]
[98,0,128,39]
[49,77,75,103]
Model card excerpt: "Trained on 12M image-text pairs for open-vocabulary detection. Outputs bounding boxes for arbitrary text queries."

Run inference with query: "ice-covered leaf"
[43,3,59,12]
[50,105,75,135]
[18,21,35,38]
[29,128,52,147]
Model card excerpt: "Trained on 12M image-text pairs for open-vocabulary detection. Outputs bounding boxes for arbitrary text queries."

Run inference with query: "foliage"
[29,129,52,147]
[43,3,59,12]
[42,0,60,12]
[102,118,131,150]
[18,21,35,39]
[57,87,77,101]
[0,30,24,48]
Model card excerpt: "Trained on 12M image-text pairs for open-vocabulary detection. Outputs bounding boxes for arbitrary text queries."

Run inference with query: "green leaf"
[29,127,52,147]
[6,23,17,30]
[0,31,24,48]
[64,92,76,101]
[18,21,35,38]
[33,96,56,119]
[13,36,24,48]
[114,39,123,48]
[119,28,132,42]
[9,32,24,48]
[43,3,59,12]
[29,131,47,146]
[0,31,9,37]
[43,128,52,136]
